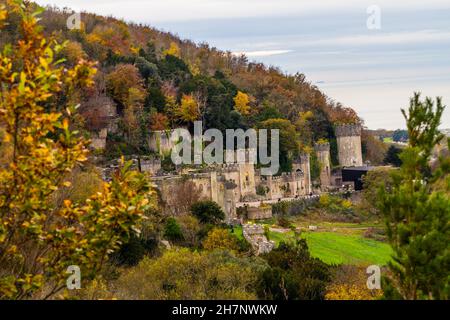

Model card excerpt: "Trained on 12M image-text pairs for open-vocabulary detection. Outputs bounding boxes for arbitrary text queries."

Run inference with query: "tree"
[163,42,181,58]
[392,129,408,142]
[149,112,169,131]
[164,217,184,242]
[361,167,393,216]
[233,91,251,115]
[202,228,239,251]
[257,118,299,173]
[190,200,225,224]
[362,129,388,165]
[383,145,403,167]
[176,94,200,123]
[106,64,145,110]
[0,1,153,299]
[378,93,449,300]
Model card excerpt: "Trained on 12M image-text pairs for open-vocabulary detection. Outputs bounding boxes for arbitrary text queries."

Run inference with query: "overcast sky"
[35,0,450,129]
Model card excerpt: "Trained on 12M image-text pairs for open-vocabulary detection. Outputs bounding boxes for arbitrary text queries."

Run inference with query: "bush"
[110,234,146,267]
[257,240,331,300]
[277,216,291,229]
[190,200,225,224]
[202,228,239,251]
[164,217,184,242]
[115,249,266,299]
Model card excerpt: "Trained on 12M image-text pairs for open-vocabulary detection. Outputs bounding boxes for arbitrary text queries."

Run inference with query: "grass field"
[268,229,392,266]
[233,223,393,266]
[300,232,392,265]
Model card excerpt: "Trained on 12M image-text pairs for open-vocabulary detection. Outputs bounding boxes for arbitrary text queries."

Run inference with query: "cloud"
[35,0,450,23]
[232,50,292,57]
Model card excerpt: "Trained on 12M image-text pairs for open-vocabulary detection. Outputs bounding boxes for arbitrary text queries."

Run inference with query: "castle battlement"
[335,124,362,137]
[314,142,330,152]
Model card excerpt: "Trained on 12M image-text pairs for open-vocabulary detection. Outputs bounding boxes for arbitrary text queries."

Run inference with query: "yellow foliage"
[163,42,181,58]
[326,284,383,300]
[319,194,330,206]
[341,199,353,209]
[203,228,239,251]
[326,265,383,300]
[233,91,251,115]
[0,1,154,299]
[176,94,200,123]
[62,41,86,66]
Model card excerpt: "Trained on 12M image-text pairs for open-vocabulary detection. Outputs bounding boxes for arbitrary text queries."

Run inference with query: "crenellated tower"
[314,142,331,188]
[335,124,363,167]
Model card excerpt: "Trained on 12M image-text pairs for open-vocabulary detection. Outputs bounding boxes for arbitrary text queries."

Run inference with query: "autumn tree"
[378,93,449,300]
[106,63,145,110]
[163,42,181,58]
[176,94,200,123]
[202,228,239,251]
[0,1,153,299]
[149,112,169,131]
[257,118,299,174]
[233,91,251,115]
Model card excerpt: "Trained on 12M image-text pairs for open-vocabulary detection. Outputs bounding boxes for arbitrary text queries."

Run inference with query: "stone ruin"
[242,224,275,255]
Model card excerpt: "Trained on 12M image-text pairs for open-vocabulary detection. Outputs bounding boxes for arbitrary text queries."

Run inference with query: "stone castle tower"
[292,153,312,194]
[314,142,331,187]
[335,124,363,167]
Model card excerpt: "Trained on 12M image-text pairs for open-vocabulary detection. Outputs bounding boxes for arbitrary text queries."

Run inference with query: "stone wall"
[247,206,272,220]
[242,224,274,255]
[90,128,108,150]
[257,171,308,200]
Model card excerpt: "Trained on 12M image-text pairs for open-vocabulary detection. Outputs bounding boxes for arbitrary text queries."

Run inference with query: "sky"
[35,0,450,130]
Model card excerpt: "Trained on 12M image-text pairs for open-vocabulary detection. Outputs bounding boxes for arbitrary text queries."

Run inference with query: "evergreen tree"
[383,145,403,167]
[378,93,449,300]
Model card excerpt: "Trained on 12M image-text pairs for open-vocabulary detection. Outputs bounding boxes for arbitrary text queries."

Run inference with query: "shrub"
[164,217,184,242]
[190,200,225,224]
[202,228,239,251]
[115,249,265,299]
[257,240,331,300]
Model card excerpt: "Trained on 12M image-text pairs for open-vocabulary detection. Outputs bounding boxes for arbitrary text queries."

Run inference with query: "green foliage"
[164,217,184,242]
[392,129,408,142]
[190,200,225,224]
[257,240,331,300]
[257,118,299,174]
[256,185,268,196]
[110,234,146,267]
[361,167,393,216]
[378,93,449,300]
[310,151,321,182]
[383,145,403,167]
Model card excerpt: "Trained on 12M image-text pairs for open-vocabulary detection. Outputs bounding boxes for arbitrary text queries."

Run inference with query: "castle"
[97,123,364,222]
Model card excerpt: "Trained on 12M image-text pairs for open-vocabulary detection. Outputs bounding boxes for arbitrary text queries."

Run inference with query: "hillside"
[0,2,387,167]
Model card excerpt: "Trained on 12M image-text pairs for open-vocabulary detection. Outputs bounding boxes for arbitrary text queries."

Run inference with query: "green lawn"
[267,230,392,266]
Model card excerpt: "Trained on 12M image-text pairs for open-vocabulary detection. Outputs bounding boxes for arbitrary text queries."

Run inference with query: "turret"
[314,142,331,188]
[335,124,363,167]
